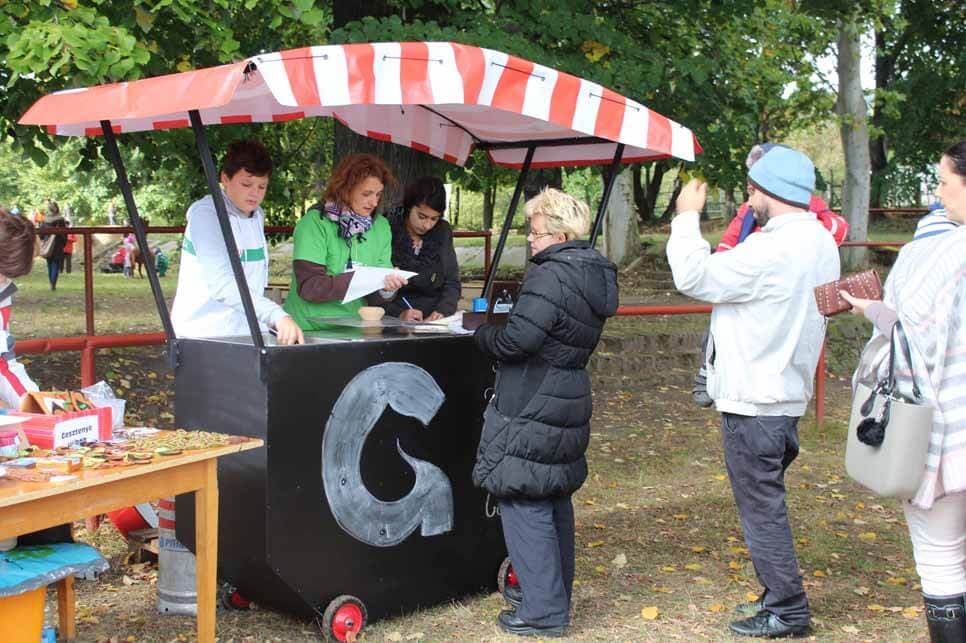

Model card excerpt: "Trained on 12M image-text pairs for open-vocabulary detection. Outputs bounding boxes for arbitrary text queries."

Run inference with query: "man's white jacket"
[667,211,840,416]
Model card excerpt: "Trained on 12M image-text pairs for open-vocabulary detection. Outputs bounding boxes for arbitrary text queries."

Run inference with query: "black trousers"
[721,413,810,624]
[499,495,574,628]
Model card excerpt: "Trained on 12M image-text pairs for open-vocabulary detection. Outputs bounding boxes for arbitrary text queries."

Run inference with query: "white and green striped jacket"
[171,192,286,340]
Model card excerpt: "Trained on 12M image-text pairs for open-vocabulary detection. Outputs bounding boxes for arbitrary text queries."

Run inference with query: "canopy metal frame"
[100,126,629,365]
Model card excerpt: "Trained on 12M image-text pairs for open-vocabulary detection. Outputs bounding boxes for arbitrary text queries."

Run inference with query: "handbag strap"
[886,321,924,403]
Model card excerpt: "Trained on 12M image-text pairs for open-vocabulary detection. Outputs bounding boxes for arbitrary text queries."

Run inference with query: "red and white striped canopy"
[20,42,701,168]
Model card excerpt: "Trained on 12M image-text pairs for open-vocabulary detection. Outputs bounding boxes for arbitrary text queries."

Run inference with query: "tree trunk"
[524,168,562,201]
[658,177,683,221]
[482,185,495,230]
[602,168,640,266]
[632,165,646,217]
[836,19,871,270]
[723,189,737,223]
[638,161,668,225]
[452,186,460,228]
[332,0,438,207]
[333,125,438,207]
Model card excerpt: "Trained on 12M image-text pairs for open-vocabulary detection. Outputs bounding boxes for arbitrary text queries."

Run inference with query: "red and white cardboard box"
[10,407,113,449]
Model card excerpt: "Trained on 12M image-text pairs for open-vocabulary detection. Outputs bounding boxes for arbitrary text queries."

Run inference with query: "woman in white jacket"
[843,140,966,641]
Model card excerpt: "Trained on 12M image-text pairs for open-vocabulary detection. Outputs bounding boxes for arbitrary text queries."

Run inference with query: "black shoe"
[734,592,766,617]
[497,610,565,638]
[729,612,811,638]
[924,593,966,642]
[504,584,522,609]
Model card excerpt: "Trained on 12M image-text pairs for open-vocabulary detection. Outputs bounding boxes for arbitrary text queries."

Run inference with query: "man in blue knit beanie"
[666,146,841,638]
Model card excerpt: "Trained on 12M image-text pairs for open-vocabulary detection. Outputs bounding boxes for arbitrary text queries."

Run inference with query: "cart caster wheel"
[497,556,519,597]
[219,583,252,610]
[322,594,367,642]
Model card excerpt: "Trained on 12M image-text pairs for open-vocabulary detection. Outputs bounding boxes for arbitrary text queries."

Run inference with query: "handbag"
[38,234,57,259]
[845,322,934,499]
[814,269,882,316]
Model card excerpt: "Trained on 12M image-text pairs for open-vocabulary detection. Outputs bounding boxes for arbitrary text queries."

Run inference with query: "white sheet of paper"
[342,267,418,304]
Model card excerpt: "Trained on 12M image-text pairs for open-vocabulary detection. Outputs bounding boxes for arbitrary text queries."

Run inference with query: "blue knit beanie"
[747,146,815,209]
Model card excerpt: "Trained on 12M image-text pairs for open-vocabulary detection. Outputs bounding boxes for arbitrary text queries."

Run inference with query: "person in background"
[122,232,135,278]
[0,207,39,409]
[39,201,67,290]
[841,140,966,642]
[0,206,73,546]
[382,177,460,322]
[472,188,618,638]
[171,139,303,345]
[284,153,406,329]
[107,199,117,226]
[155,247,169,277]
[667,147,839,638]
[691,143,849,407]
[62,226,76,274]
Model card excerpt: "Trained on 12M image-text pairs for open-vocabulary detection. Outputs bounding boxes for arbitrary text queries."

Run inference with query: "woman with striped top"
[842,140,966,641]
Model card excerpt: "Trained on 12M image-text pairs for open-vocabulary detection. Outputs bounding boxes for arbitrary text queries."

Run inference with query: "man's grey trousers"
[721,412,810,624]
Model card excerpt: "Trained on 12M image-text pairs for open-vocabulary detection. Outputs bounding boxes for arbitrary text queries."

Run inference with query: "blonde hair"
[524,188,590,240]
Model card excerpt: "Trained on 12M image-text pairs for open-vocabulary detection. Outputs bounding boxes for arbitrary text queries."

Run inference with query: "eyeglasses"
[528,231,555,239]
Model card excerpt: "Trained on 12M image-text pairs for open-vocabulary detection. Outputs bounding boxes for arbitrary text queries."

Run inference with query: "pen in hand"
[401,296,422,322]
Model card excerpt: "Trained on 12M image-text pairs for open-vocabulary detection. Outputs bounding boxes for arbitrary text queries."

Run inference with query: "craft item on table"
[80,380,126,429]
[35,456,82,474]
[127,428,249,453]
[3,468,51,482]
[49,475,77,483]
[20,391,95,415]
[357,306,386,321]
[3,457,36,468]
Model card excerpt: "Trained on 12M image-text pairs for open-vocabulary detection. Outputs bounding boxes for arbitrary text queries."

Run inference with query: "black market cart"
[20,41,700,640]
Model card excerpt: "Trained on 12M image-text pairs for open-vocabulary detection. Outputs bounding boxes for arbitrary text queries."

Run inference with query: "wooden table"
[0,437,263,642]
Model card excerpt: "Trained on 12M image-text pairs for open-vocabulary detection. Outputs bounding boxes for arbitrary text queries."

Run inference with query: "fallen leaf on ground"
[641,606,659,620]
[612,553,627,568]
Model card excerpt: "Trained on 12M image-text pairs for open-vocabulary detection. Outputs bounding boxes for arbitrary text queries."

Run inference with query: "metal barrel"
[157,497,197,615]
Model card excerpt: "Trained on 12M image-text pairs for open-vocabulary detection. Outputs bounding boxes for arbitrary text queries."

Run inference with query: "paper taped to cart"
[342,267,417,303]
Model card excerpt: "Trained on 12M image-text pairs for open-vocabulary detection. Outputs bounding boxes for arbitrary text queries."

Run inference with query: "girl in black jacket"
[382,177,460,321]
[473,188,618,637]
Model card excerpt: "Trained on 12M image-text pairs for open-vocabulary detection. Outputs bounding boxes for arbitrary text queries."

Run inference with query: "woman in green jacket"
[284,154,407,330]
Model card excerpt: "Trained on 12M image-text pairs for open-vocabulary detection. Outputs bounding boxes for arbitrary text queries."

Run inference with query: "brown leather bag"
[814,269,883,316]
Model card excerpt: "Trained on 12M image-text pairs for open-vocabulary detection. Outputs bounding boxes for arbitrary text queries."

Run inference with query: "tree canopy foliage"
[0,0,959,225]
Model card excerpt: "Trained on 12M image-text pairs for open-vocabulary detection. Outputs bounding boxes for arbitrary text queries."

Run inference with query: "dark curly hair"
[0,207,37,278]
[323,154,397,210]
